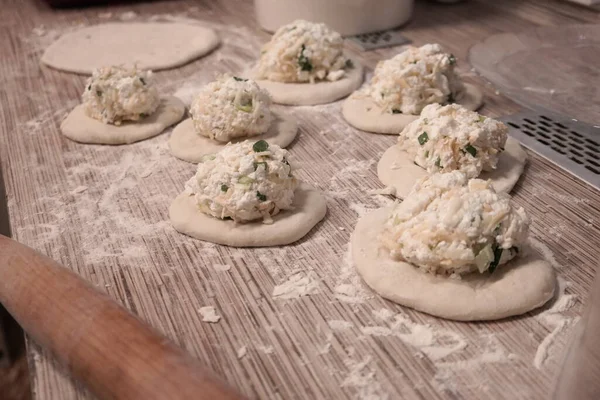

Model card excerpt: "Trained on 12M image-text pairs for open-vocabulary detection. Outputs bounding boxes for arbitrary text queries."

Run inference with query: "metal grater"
[346,30,410,51]
[499,109,600,190]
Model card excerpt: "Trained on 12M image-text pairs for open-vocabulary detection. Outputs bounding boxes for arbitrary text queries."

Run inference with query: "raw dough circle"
[42,23,220,75]
[61,96,185,145]
[169,182,327,247]
[377,136,527,198]
[343,83,484,134]
[252,60,364,105]
[352,207,556,321]
[169,111,298,163]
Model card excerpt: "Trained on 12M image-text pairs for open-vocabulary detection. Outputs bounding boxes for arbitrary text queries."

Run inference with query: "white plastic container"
[254,0,414,36]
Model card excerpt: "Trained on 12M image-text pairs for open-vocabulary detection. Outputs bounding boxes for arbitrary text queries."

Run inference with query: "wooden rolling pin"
[0,234,246,400]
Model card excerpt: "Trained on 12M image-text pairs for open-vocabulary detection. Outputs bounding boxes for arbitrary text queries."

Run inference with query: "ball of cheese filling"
[256,20,348,83]
[366,44,464,115]
[379,171,529,276]
[190,75,273,143]
[82,66,160,125]
[185,140,298,223]
[398,104,508,179]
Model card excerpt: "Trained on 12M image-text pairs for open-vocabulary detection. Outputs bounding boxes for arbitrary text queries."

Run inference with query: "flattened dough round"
[42,23,220,74]
[352,207,556,321]
[169,111,298,163]
[170,183,327,247]
[343,83,484,134]
[251,61,364,105]
[61,96,185,145]
[377,136,527,198]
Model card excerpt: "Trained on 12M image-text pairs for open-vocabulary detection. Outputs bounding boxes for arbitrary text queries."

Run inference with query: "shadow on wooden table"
[0,310,31,400]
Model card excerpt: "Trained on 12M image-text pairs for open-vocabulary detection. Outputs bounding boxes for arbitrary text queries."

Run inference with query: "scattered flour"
[341,355,390,400]
[119,11,138,21]
[237,346,247,359]
[328,319,354,331]
[533,277,578,369]
[72,186,88,194]
[199,306,221,323]
[213,263,231,272]
[372,308,395,321]
[272,271,319,299]
[333,244,373,304]
[349,203,375,218]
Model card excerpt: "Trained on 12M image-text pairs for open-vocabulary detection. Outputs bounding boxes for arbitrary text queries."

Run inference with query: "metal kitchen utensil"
[499,108,600,190]
[346,29,411,51]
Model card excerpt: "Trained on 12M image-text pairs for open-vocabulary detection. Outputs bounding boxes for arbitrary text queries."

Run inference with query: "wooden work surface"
[1,0,600,398]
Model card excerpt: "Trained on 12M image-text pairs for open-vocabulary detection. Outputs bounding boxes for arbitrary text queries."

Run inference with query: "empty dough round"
[170,182,327,247]
[377,136,527,198]
[251,60,364,105]
[352,207,556,321]
[343,83,483,134]
[61,96,185,145]
[42,23,220,75]
[169,111,298,163]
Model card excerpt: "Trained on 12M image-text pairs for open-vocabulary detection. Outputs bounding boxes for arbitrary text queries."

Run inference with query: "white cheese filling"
[256,20,349,83]
[190,75,273,143]
[186,140,298,223]
[398,104,508,179]
[379,171,529,276]
[82,66,160,125]
[361,43,464,115]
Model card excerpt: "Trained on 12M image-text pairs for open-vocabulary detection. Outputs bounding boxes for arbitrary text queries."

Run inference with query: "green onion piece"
[256,191,267,201]
[233,76,248,82]
[221,184,228,192]
[223,216,233,220]
[253,161,268,171]
[298,44,313,72]
[200,154,216,163]
[253,140,269,152]
[345,59,354,69]
[139,77,146,85]
[392,109,401,114]
[238,176,254,184]
[139,113,148,118]
[418,132,429,146]
[435,157,442,168]
[488,245,503,274]
[464,144,477,157]
[96,90,102,96]
[425,150,429,158]
[236,103,253,113]
[87,84,91,91]
[448,54,456,65]
[478,115,486,123]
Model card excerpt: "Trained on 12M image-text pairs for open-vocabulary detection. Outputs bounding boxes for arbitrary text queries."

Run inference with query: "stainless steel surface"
[346,29,410,51]
[500,108,600,190]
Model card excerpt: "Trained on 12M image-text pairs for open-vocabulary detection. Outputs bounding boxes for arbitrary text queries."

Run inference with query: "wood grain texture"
[0,0,599,399]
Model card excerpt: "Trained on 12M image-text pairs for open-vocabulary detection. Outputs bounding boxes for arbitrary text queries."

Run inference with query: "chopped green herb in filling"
[87,84,92,91]
[139,77,146,85]
[488,245,503,273]
[200,154,216,163]
[253,140,269,152]
[464,144,477,157]
[253,161,268,171]
[223,216,233,220]
[448,54,456,65]
[139,113,148,118]
[435,157,442,168]
[447,93,455,103]
[256,191,267,201]
[233,76,248,82]
[221,184,228,192]
[425,150,429,158]
[478,115,486,123]
[298,44,313,72]
[96,90,102,97]
[345,59,354,69]
[418,132,429,146]
[392,109,401,114]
